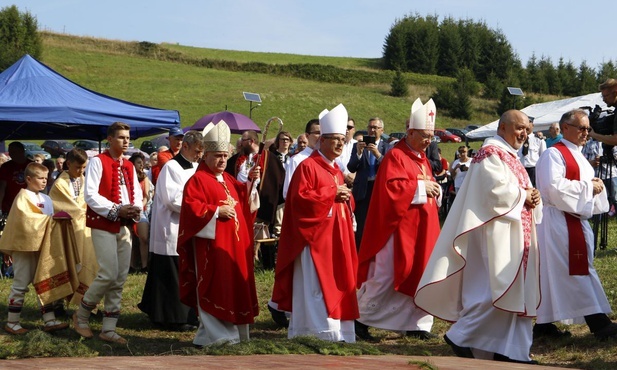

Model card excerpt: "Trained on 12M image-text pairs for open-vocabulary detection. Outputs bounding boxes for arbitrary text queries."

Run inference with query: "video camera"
[581,105,615,135]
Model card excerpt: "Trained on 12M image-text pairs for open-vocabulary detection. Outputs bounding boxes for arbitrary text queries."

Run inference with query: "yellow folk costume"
[49,171,99,305]
[0,189,79,305]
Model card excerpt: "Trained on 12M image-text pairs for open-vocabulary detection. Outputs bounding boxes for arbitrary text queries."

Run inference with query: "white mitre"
[319,103,348,135]
[408,98,436,130]
[202,120,231,152]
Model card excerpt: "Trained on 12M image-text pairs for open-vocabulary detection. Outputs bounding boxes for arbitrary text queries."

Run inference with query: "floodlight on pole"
[507,87,524,109]
[243,92,262,119]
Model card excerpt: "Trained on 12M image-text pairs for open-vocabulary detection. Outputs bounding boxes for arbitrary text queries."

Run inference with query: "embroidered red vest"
[86,152,136,233]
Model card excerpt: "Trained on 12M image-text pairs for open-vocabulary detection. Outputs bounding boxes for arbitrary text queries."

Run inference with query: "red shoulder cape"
[177,162,258,324]
[272,151,358,320]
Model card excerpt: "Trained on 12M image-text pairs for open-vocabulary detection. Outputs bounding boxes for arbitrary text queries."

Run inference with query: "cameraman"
[589,78,617,145]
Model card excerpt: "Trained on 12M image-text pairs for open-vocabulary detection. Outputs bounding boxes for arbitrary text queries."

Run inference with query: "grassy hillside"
[38,32,495,149]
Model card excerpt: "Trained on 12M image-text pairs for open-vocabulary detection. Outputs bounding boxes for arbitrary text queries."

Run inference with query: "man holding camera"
[589,78,617,145]
[347,117,389,249]
[588,79,617,214]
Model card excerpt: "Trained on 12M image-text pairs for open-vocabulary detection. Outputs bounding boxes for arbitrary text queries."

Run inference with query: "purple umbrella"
[187,111,261,134]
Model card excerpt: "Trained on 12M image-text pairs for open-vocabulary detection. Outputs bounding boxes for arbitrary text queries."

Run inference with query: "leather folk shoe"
[72,312,93,339]
[43,320,69,333]
[99,330,128,345]
[4,323,28,335]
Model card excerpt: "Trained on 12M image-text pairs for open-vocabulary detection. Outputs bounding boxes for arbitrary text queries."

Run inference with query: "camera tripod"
[591,146,615,250]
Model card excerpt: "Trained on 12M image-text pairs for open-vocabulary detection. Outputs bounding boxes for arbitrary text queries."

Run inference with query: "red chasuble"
[177,161,258,325]
[271,151,359,320]
[356,140,441,297]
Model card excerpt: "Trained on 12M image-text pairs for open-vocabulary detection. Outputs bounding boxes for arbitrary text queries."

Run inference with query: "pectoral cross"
[220,180,240,241]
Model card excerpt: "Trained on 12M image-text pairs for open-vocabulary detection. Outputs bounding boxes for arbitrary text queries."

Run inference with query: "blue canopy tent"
[0,54,180,142]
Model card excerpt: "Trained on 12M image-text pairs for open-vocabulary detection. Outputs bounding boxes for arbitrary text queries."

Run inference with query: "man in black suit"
[347,117,389,250]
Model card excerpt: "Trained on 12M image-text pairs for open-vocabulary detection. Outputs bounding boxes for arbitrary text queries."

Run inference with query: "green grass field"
[2,234,617,369]
[37,32,490,150]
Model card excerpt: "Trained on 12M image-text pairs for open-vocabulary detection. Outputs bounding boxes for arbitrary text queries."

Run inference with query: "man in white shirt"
[282,119,320,199]
[518,116,546,186]
[335,118,358,187]
[74,121,143,345]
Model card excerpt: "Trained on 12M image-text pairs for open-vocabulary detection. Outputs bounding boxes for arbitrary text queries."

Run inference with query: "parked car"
[446,128,470,142]
[22,142,51,160]
[140,134,169,155]
[73,139,101,151]
[104,141,148,160]
[42,140,74,157]
[140,140,158,155]
[464,125,479,132]
[389,132,406,140]
[434,129,462,143]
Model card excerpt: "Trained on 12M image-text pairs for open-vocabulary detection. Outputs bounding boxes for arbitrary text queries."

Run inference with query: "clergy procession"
[2,78,617,365]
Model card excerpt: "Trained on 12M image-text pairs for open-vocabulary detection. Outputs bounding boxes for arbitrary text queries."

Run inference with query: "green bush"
[390,70,409,97]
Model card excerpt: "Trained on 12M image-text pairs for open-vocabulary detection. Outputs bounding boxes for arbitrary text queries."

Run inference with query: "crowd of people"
[1,79,617,365]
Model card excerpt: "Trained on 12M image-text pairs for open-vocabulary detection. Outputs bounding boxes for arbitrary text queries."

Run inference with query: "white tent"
[467,93,609,139]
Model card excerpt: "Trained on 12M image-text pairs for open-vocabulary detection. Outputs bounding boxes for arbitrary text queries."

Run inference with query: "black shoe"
[593,322,617,341]
[406,330,437,340]
[268,304,289,328]
[533,323,571,339]
[53,304,67,318]
[443,334,473,358]
[354,320,376,342]
[174,323,197,332]
[494,353,538,364]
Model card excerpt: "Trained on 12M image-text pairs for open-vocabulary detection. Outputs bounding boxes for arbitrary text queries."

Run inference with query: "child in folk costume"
[49,149,99,307]
[2,162,77,334]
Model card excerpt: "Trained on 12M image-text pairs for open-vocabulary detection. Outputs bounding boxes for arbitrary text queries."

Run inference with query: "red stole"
[553,142,588,275]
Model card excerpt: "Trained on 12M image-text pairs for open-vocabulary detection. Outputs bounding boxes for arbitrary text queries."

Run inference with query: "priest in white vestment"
[535,109,617,340]
[415,110,542,364]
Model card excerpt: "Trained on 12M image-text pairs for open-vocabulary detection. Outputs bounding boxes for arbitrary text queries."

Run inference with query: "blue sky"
[10,0,615,69]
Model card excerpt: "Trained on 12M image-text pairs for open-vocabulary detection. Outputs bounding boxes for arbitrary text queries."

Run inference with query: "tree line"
[383,14,616,117]
[0,5,41,71]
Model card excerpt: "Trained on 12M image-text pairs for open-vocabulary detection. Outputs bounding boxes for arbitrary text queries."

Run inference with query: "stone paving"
[3,354,578,369]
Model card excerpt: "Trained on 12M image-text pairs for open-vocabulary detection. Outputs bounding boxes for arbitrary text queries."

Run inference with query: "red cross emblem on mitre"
[408,98,437,130]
